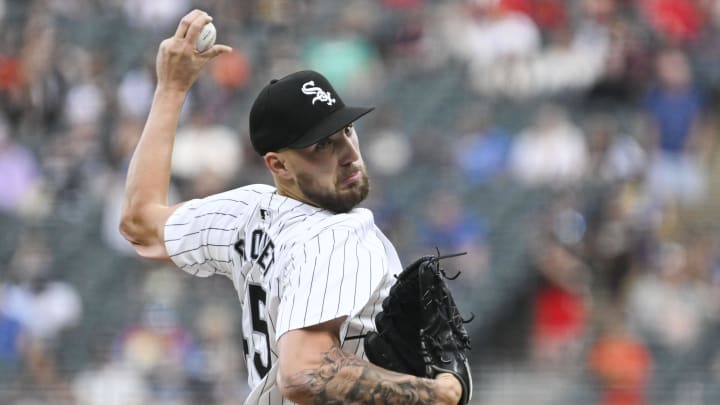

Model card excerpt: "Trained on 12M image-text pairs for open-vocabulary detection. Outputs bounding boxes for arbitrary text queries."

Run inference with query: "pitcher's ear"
[264,152,291,179]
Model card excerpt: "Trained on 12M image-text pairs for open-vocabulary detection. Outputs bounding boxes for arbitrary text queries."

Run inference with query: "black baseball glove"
[364,253,473,404]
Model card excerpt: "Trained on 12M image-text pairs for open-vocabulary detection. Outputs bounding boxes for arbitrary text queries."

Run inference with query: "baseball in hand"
[196,22,216,53]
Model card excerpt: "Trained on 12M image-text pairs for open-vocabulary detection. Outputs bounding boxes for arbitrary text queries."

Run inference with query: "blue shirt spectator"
[643,85,703,154]
[455,127,512,184]
[642,48,705,155]
[0,312,23,365]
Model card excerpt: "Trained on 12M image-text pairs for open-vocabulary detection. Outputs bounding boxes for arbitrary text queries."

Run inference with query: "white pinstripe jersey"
[164,184,402,404]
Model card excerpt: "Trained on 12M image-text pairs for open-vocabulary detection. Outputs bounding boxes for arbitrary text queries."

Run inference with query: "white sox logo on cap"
[301,81,336,106]
[249,70,373,155]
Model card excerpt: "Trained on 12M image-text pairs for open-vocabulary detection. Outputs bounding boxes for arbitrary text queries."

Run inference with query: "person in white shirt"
[119,9,463,405]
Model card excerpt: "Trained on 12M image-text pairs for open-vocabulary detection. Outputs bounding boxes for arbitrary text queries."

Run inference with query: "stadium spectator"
[72,341,149,405]
[642,47,708,206]
[627,241,717,403]
[122,0,191,32]
[509,103,589,187]
[115,301,199,404]
[446,0,541,67]
[171,108,243,199]
[1,233,81,345]
[498,0,568,34]
[300,6,384,99]
[0,307,24,369]
[0,114,41,214]
[453,103,512,184]
[530,238,590,367]
[117,65,155,121]
[0,231,81,401]
[638,0,704,44]
[583,16,653,107]
[363,107,413,177]
[189,304,250,404]
[584,112,647,184]
[13,10,67,135]
[587,306,652,405]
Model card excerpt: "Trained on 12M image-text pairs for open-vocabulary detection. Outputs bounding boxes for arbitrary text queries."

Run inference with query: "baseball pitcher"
[120,9,472,405]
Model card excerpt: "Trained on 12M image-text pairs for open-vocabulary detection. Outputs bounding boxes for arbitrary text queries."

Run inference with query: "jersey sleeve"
[164,187,264,277]
[275,226,387,339]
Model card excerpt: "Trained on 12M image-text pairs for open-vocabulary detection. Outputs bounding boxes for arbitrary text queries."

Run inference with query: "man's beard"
[296,169,370,213]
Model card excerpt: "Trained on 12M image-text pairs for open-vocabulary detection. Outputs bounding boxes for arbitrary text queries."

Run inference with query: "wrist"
[154,85,190,103]
[434,373,462,405]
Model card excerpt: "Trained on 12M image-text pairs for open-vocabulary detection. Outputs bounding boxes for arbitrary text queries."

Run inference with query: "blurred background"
[0,0,719,404]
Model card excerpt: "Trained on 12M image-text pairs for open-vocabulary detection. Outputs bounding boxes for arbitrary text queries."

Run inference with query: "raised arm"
[119,10,232,260]
[277,318,462,405]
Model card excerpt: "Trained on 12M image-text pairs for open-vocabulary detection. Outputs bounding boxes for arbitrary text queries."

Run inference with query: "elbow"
[117,196,176,261]
[119,217,169,260]
[118,209,142,245]
[276,323,348,403]
[119,197,157,245]
[277,365,315,404]
[118,213,147,254]
[118,209,164,260]
[278,385,301,403]
[277,368,302,403]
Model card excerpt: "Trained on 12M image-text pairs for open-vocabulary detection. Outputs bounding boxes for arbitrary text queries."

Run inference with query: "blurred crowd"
[0,0,719,404]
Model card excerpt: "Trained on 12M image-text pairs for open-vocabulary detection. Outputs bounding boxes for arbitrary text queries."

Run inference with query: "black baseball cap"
[249,70,374,155]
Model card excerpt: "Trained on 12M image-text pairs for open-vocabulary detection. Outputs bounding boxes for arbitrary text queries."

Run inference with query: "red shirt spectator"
[640,0,704,43]
[500,0,568,32]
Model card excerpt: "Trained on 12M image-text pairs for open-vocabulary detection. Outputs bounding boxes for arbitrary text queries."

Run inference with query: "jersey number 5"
[245,284,271,378]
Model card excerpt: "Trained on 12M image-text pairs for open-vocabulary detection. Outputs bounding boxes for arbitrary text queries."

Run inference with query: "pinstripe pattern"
[164,184,402,404]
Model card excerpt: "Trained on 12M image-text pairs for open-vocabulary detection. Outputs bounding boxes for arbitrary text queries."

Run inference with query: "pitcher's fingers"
[201,44,233,58]
[174,9,208,39]
[184,14,213,46]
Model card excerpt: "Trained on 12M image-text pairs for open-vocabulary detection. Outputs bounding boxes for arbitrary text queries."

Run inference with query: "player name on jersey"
[234,229,275,274]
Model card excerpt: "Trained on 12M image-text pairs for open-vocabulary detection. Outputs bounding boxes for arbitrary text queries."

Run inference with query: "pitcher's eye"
[314,138,332,150]
[344,124,354,136]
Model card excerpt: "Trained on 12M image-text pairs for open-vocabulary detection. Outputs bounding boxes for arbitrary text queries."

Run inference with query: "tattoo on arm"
[283,346,438,404]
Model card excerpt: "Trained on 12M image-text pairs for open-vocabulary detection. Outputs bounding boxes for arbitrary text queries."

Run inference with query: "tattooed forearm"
[282,346,438,404]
